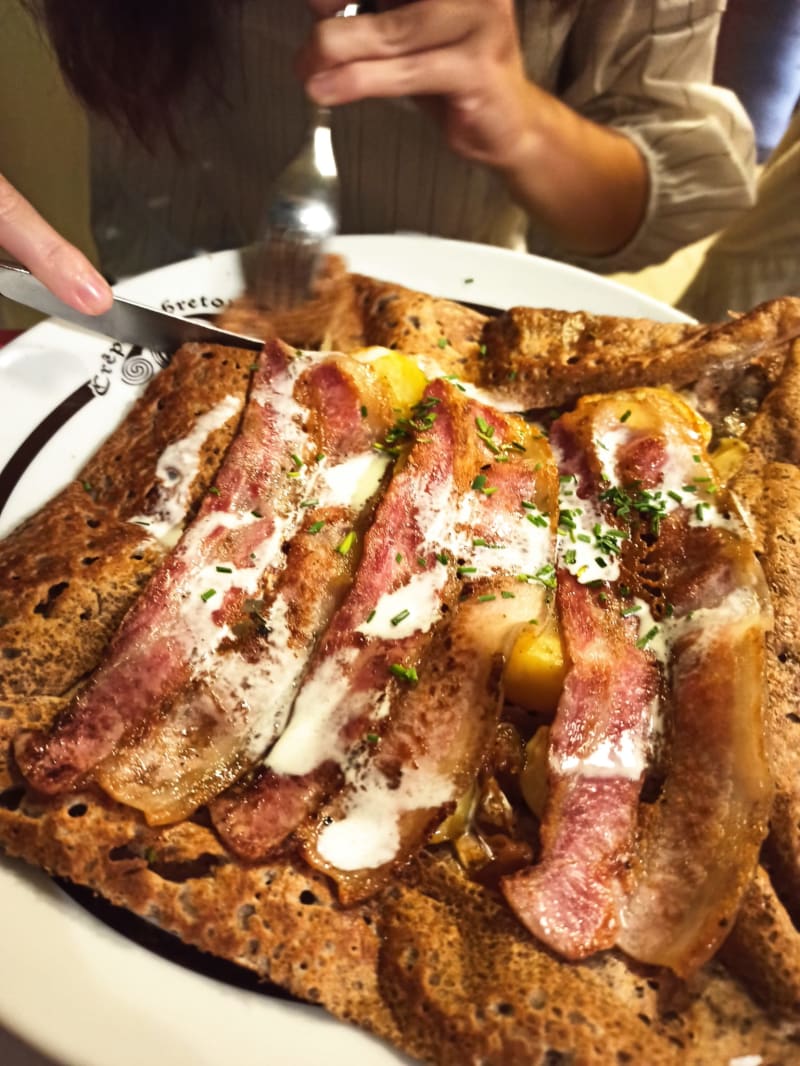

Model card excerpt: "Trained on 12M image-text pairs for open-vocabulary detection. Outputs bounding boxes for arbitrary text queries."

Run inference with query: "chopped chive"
[291,453,303,469]
[215,565,233,574]
[457,566,477,576]
[598,592,608,604]
[336,531,356,555]
[251,509,263,518]
[248,363,260,372]
[208,486,221,496]
[636,626,659,650]
[473,537,488,547]
[389,663,419,684]
[436,552,448,566]
[620,410,632,423]
[533,564,557,588]
[667,490,682,504]
[472,474,488,492]
[621,604,642,617]
[501,591,515,600]
[478,343,487,357]
[366,609,376,623]
[692,454,701,463]
[527,513,548,527]
[417,556,427,568]
[390,609,411,626]
[477,594,496,603]
[511,440,526,452]
[144,847,158,864]
[365,733,380,744]
[483,486,498,496]
[300,499,319,508]
[316,453,325,463]
[695,502,706,521]
[476,416,492,436]
[308,520,325,534]
[360,405,368,418]
[563,549,577,566]
[464,277,474,284]
[437,337,448,349]
[395,552,403,564]
[200,588,216,602]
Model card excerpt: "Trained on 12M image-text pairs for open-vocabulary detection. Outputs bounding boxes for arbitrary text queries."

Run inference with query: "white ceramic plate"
[0,235,690,1066]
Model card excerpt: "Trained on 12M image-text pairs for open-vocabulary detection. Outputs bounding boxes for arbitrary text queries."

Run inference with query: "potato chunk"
[504,621,566,714]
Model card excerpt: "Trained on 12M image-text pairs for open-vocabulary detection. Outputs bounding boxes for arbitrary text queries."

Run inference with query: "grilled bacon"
[503,388,771,974]
[300,421,558,902]
[211,378,528,861]
[92,354,396,825]
[14,342,393,800]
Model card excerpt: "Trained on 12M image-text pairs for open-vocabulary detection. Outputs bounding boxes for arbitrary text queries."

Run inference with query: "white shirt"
[89,0,755,281]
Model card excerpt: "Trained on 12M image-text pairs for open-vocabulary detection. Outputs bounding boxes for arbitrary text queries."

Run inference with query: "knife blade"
[0,262,264,352]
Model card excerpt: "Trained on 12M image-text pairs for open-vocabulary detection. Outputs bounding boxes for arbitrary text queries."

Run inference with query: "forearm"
[495,85,649,257]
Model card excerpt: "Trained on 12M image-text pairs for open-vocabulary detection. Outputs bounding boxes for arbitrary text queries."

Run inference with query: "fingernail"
[307,72,339,105]
[74,274,112,315]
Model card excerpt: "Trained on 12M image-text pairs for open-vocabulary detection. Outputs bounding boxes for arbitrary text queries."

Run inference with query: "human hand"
[0,172,112,315]
[299,0,534,172]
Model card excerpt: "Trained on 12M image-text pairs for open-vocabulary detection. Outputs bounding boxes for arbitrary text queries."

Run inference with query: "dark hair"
[23,0,231,142]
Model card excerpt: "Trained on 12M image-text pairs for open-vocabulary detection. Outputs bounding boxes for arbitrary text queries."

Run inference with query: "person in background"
[679,0,800,319]
[0,0,755,315]
[714,0,800,163]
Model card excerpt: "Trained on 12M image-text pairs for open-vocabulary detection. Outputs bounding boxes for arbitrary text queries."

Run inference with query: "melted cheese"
[128,394,242,544]
[317,452,390,509]
[315,762,452,870]
[357,568,447,640]
[554,730,648,782]
[211,591,304,759]
[265,646,363,775]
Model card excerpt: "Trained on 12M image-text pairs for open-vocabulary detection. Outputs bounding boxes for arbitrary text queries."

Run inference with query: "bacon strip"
[92,356,395,824]
[14,343,380,796]
[301,425,558,903]
[211,379,468,860]
[502,572,660,956]
[616,524,772,976]
[212,382,547,862]
[504,387,772,970]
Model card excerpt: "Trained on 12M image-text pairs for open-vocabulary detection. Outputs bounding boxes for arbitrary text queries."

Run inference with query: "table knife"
[0,262,264,352]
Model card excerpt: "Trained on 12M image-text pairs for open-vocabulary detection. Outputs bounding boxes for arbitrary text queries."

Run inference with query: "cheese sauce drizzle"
[128,394,243,545]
